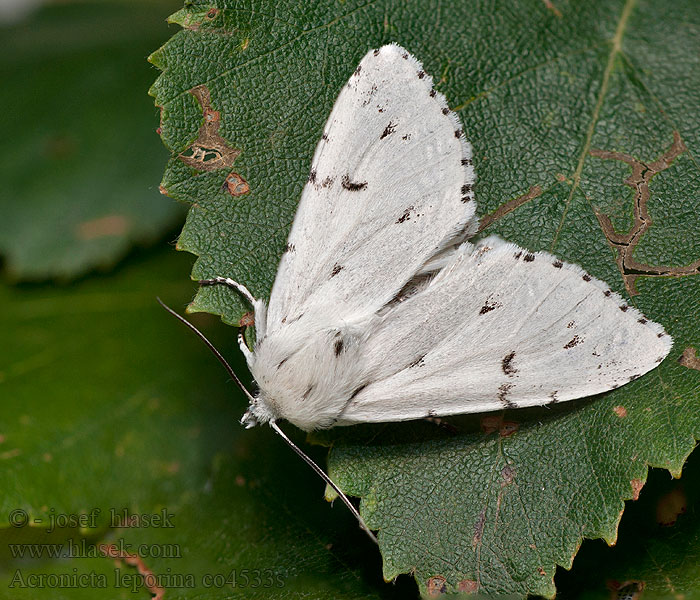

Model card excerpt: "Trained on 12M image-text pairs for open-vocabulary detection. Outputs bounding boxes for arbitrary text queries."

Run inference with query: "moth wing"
[265,43,476,333]
[337,236,672,424]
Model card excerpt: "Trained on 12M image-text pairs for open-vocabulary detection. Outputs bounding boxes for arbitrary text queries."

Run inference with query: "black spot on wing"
[564,335,583,349]
[514,251,523,260]
[354,64,362,76]
[619,304,629,312]
[502,351,517,377]
[285,312,304,326]
[321,176,334,188]
[638,318,648,324]
[582,274,592,281]
[331,264,343,277]
[479,298,502,314]
[498,383,516,409]
[361,83,378,107]
[523,253,535,262]
[284,243,296,253]
[341,174,367,191]
[455,129,463,138]
[396,206,414,224]
[409,354,426,368]
[461,183,474,203]
[350,384,368,401]
[442,107,449,115]
[373,49,380,56]
[302,386,314,400]
[604,290,612,297]
[429,89,436,98]
[380,121,396,139]
[321,132,328,141]
[418,70,425,79]
[552,260,563,268]
[308,169,317,184]
[334,337,344,356]
[462,158,473,166]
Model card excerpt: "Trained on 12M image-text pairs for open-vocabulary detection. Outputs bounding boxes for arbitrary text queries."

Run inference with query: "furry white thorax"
[243,305,376,431]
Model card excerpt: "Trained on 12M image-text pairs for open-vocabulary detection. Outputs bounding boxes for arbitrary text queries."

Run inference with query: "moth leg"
[198,276,267,364]
[199,276,256,305]
[236,329,254,364]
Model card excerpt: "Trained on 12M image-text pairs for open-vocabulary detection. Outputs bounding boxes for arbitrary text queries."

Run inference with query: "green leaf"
[0,248,411,599]
[0,1,184,281]
[556,450,700,599]
[151,0,700,596]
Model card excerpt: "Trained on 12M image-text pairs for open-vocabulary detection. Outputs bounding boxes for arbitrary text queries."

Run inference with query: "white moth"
[171,43,672,541]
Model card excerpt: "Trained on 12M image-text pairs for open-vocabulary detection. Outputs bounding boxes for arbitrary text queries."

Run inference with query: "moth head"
[240,397,274,429]
[240,407,259,429]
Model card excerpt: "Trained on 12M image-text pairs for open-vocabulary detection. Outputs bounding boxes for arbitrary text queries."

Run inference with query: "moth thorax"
[250,326,368,431]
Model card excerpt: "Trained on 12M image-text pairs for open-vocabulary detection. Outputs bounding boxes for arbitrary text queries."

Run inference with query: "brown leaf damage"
[630,478,644,501]
[426,575,447,595]
[607,580,644,600]
[480,415,519,437]
[478,185,543,232]
[679,347,700,371]
[223,171,250,196]
[542,0,563,18]
[179,84,241,171]
[99,543,165,599]
[458,580,478,593]
[613,405,627,418]
[591,131,699,295]
[178,7,220,31]
[471,507,487,548]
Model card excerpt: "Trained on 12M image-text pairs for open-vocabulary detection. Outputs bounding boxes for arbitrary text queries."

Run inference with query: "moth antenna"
[156,297,255,404]
[269,420,378,545]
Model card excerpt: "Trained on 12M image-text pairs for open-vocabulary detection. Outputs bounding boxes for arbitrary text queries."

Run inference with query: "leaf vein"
[550,0,637,251]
